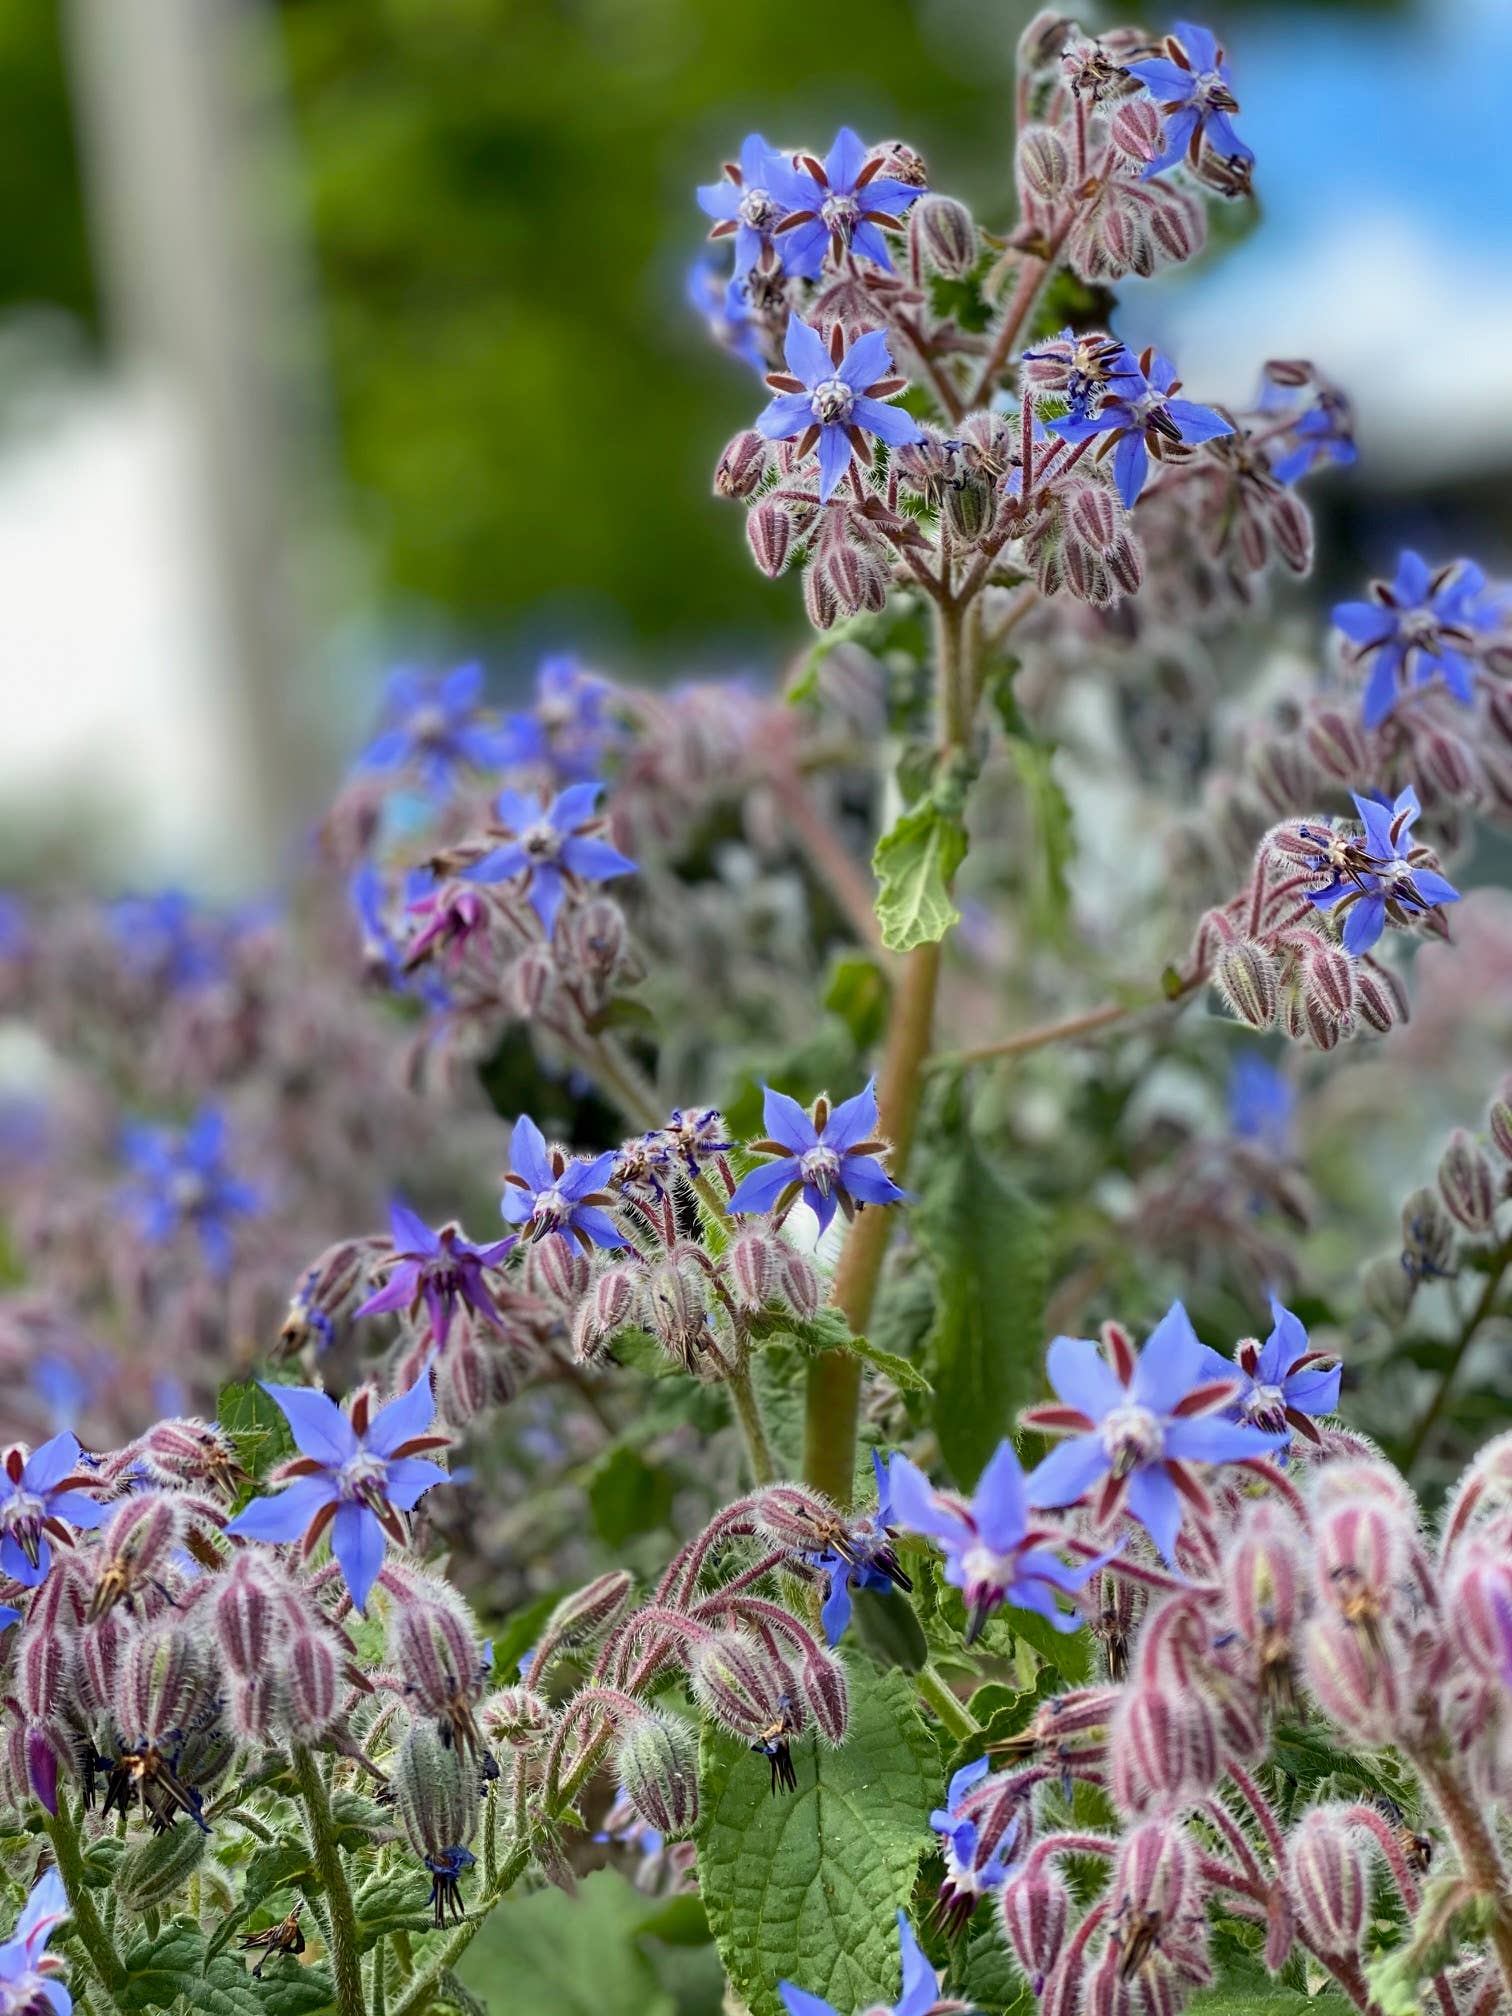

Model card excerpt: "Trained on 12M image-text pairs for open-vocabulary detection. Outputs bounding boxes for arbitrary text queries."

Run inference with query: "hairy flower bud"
[115,1621,210,1744]
[614,1711,700,1839]
[528,1571,635,1679]
[89,1493,182,1623]
[1444,1539,1512,1682]
[1303,940,1354,1024]
[944,472,995,548]
[1110,1683,1220,1817]
[525,1233,591,1307]
[131,1418,246,1499]
[690,1629,797,1743]
[915,195,978,276]
[284,1625,343,1740]
[776,1246,820,1318]
[1400,1186,1457,1284]
[560,897,627,981]
[115,1814,208,1910]
[1017,124,1071,199]
[279,1240,374,1357]
[804,558,840,632]
[1352,964,1405,1035]
[800,1646,849,1745]
[479,1686,554,1751]
[1304,708,1370,783]
[1438,1129,1497,1235]
[1303,1615,1401,1745]
[1109,97,1162,165]
[393,1715,480,1862]
[1289,1808,1370,1958]
[823,539,889,618]
[1215,940,1279,1030]
[15,1618,70,1725]
[391,1589,487,1754]
[1002,1868,1071,1993]
[213,1552,287,1679]
[715,430,769,500]
[1222,1507,1305,1714]
[723,1229,775,1312]
[1488,1081,1512,1166]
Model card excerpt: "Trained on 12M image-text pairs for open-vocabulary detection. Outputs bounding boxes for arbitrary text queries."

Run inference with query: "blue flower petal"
[261,1383,358,1467]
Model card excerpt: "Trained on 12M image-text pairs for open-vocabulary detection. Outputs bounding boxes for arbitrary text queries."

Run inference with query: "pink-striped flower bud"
[131,1418,246,1499]
[527,1571,635,1678]
[727,1229,778,1312]
[14,1616,70,1724]
[88,1492,182,1623]
[1289,1807,1371,1958]
[1222,1506,1305,1714]
[390,1590,488,1754]
[714,430,769,500]
[1215,940,1279,1031]
[75,1607,130,1720]
[1068,483,1121,555]
[747,504,795,580]
[644,1257,712,1369]
[1488,1080,1512,1166]
[1301,991,1343,1051]
[230,1671,280,1742]
[525,1233,590,1307]
[1017,123,1071,200]
[279,1240,374,1358]
[1267,491,1313,575]
[915,195,978,275]
[1302,1614,1401,1745]
[1002,1867,1070,1993]
[777,1247,820,1319]
[431,1326,504,1421]
[800,1646,849,1745]
[479,1686,554,1751]
[691,1629,798,1743]
[393,1715,480,1862]
[1438,1129,1497,1235]
[1303,940,1354,1023]
[1352,965,1404,1035]
[1109,96,1162,165]
[1110,1684,1220,1817]
[1444,1539,1512,1684]
[1305,708,1371,783]
[114,1620,212,1743]
[614,1711,700,1839]
[1110,1818,1202,1943]
[1314,1493,1405,1615]
[804,558,840,633]
[284,1625,343,1740]
[509,944,556,1018]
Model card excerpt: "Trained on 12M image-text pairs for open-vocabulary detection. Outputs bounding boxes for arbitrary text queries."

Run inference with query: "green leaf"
[455,1869,676,2016]
[216,1382,295,1493]
[917,1138,1049,1485]
[118,1920,333,2016]
[823,953,890,1053]
[696,1662,936,2016]
[954,1912,1034,2016]
[588,1443,676,1547]
[353,1865,435,1950]
[873,804,967,953]
[849,1336,932,1397]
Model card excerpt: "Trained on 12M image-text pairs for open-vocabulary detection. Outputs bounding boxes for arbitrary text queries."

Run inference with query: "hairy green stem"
[1413,1750,1512,2001]
[46,1800,128,2007]
[727,1362,777,1484]
[292,1745,367,2016]
[914,1662,980,1742]
[1403,1231,1512,1472]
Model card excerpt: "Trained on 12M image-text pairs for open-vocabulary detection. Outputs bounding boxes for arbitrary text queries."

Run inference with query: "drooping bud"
[727,1229,777,1312]
[944,472,995,547]
[776,1247,820,1319]
[284,1625,343,1741]
[509,944,556,1018]
[212,1551,287,1678]
[1443,1539,1512,1683]
[1437,1129,1497,1235]
[1400,1186,1456,1284]
[1017,125,1071,200]
[114,1620,211,1744]
[1289,1807,1371,1958]
[1302,1615,1401,1745]
[799,1646,849,1745]
[715,430,769,500]
[1222,1507,1305,1715]
[479,1686,555,1751]
[114,1815,209,1911]
[1215,940,1279,1030]
[1302,941,1354,1024]
[804,556,840,632]
[823,539,889,618]
[1488,1079,1512,1165]
[559,897,627,982]
[14,1618,70,1725]
[278,1240,375,1358]
[390,1588,488,1754]
[88,1493,183,1623]
[691,1629,802,1788]
[1359,1251,1415,1325]
[525,1233,591,1307]
[1110,1684,1220,1817]
[1002,1868,1071,1993]
[131,1417,247,1499]
[1109,97,1162,166]
[644,1255,714,1371]
[1352,964,1405,1035]
[915,195,978,277]
[527,1571,635,1679]
[393,1714,480,1862]
[614,1711,700,1839]
[1108,1820,1203,1964]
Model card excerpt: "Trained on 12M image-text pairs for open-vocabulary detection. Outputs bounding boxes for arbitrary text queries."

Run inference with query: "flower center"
[738,185,779,231]
[337,1451,391,1505]
[1398,610,1441,651]
[808,377,855,428]
[0,1489,48,1567]
[169,1170,210,1215]
[960,1541,1018,1606]
[533,1185,573,1231]
[820,191,860,240]
[1243,1383,1289,1435]
[799,1143,843,1195]
[410,704,450,746]
[521,821,565,862]
[1100,1403,1164,1478]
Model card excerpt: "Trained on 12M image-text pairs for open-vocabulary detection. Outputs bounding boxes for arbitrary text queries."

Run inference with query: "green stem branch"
[1403,1231,1512,1472]
[727,1362,777,1484]
[293,1745,366,2016]
[46,1800,128,2008]
[915,1662,980,1742]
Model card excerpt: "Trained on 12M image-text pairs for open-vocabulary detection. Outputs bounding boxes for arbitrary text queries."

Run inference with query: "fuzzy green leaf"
[696,1662,935,2016]
[873,804,967,953]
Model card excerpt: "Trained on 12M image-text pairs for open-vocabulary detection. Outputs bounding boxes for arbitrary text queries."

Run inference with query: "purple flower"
[757,319,925,505]
[1125,22,1253,181]
[780,1911,939,2016]
[496,656,619,785]
[502,1115,626,1251]
[355,1202,517,1351]
[697,133,791,277]
[0,1432,106,1587]
[725,1080,905,1236]
[889,1440,1104,1644]
[1227,1053,1293,1159]
[1302,786,1459,955]
[1268,392,1357,486]
[350,863,453,1008]
[0,1606,19,1633]
[1023,1303,1285,1565]
[1334,551,1488,728]
[120,1106,261,1277]
[224,1377,450,1613]
[1047,345,1231,508]
[930,1757,1022,1930]
[0,1870,72,2016]
[1198,1299,1340,1448]
[769,127,924,277]
[108,890,228,991]
[356,663,512,793]
[461,783,635,936]
[813,1448,912,1646]
[687,262,766,375]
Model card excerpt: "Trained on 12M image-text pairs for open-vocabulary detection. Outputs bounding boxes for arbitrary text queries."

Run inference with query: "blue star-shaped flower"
[889,1440,1106,1643]
[1198,1299,1340,1449]
[768,127,924,278]
[120,1107,262,1277]
[355,1202,517,1352]
[224,1376,450,1613]
[725,1080,905,1236]
[756,318,925,504]
[502,1115,626,1252]
[1023,1303,1285,1565]
[780,1911,940,2016]
[1302,786,1459,955]
[1047,345,1231,507]
[812,1449,912,1645]
[686,261,767,375]
[496,656,620,785]
[356,663,513,793]
[697,133,792,277]
[460,783,635,937]
[1334,551,1489,728]
[930,1756,1022,1931]
[108,890,230,991]
[0,1431,107,1587]
[0,1870,73,2016]
[1125,22,1253,180]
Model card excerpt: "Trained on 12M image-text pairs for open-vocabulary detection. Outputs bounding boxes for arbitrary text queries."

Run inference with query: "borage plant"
[4,13,1512,2016]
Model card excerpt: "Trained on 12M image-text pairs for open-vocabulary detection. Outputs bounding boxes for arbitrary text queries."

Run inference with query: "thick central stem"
[293,1745,367,2016]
